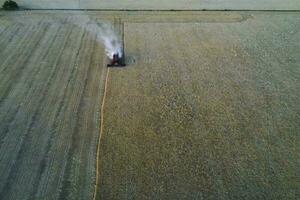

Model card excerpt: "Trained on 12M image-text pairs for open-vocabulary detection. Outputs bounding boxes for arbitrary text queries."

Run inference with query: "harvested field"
[0,11,300,200]
[0,13,107,199]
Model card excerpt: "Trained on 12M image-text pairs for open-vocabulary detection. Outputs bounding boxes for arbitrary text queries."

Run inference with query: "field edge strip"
[93,67,110,200]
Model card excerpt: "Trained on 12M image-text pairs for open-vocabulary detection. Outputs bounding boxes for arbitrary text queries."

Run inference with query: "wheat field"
[0,11,299,200]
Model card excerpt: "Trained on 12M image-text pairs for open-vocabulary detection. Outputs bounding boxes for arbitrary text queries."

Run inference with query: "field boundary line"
[22,9,300,12]
[93,67,110,200]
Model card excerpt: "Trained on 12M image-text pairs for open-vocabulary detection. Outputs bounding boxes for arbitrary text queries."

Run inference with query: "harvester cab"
[107,53,126,67]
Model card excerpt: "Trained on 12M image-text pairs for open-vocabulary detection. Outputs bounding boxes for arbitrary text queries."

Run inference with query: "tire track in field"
[93,66,110,200]
[0,24,65,198]
[31,30,89,200]
[0,24,39,74]
[77,45,108,200]
[0,25,21,54]
[0,21,74,198]
[0,24,54,149]
[0,25,70,200]
[4,25,84,200]
[0,24,17,43]
[0,24,50,157]
[0,24,63,148]
[25,25,84,200]
[34,28,87,199]
[39,32,87,199]
[0,24,34,101]
[26,24,76,200]
[79,47,109,200]
[57,31,96,200]
[0,25,31,74]
[0,23,47,116]
[60,31,108,200]
[24,28,86,199]
[0,25,9,36]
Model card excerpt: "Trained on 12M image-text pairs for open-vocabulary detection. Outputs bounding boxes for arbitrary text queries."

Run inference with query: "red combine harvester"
[107,53,126,67]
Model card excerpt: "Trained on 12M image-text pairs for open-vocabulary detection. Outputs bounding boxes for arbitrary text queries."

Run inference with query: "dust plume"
[72,16,122,59]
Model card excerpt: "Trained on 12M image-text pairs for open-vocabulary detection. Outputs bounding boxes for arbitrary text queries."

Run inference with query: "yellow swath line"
[93,67,110,200]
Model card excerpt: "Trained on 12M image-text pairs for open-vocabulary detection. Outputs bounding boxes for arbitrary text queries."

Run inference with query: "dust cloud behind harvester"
[72,16,125,66]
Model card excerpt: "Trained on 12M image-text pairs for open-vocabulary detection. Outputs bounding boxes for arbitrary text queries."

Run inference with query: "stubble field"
[0,11,299,200]
[0,12,107,199]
